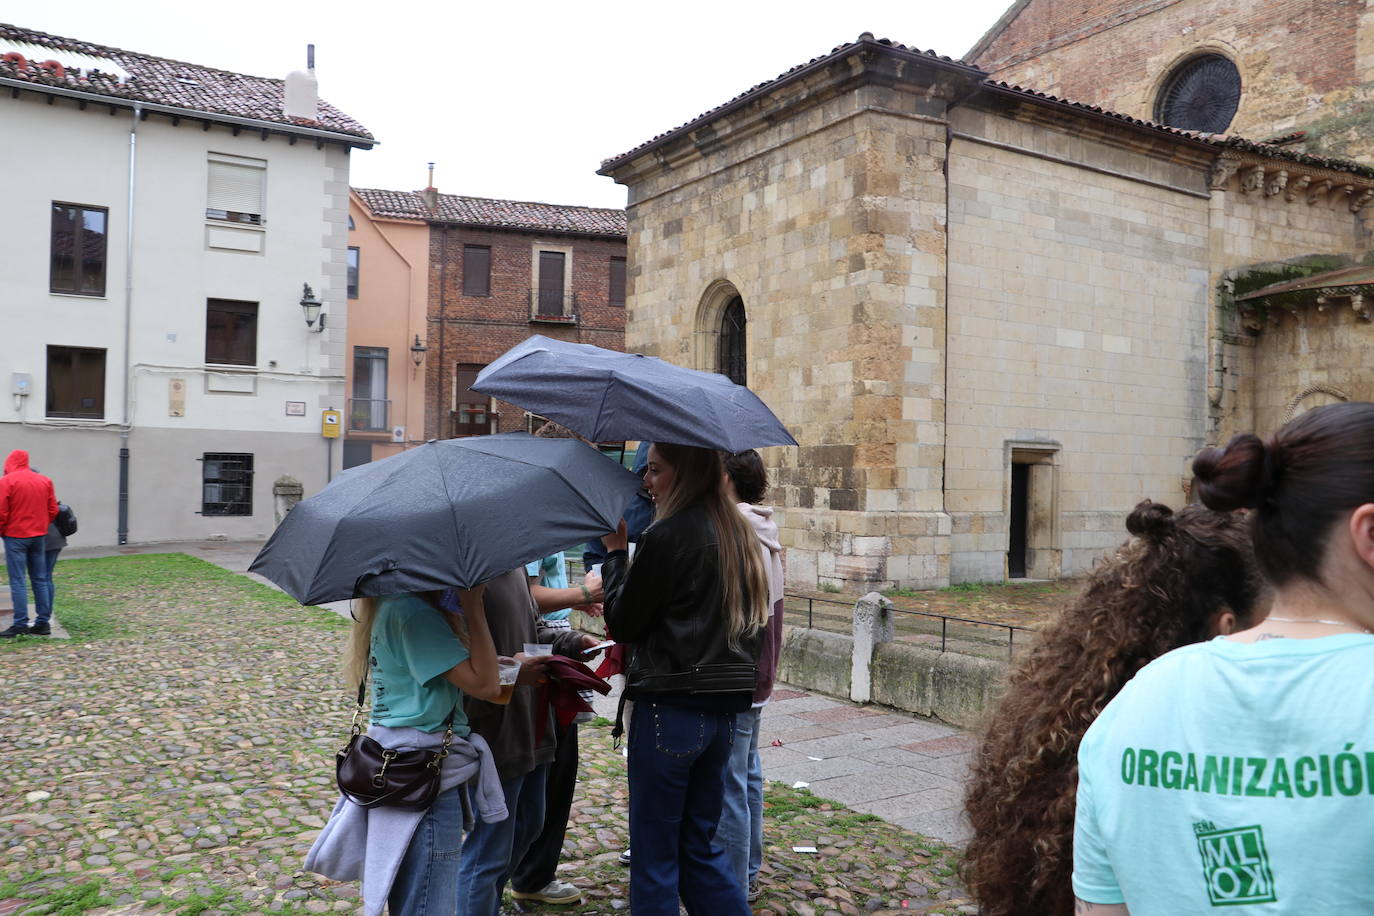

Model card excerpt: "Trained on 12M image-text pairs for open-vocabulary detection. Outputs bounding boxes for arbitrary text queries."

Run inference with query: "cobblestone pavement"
[0,553,974,915]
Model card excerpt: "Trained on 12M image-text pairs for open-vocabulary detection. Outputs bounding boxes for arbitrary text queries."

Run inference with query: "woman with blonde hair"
[601,442,769,916]
[307,586,504,916]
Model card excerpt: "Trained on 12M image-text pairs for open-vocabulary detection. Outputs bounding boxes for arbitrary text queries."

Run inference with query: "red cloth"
[594,642,627,680]
[0,451,58,538]
[536,655,613,744]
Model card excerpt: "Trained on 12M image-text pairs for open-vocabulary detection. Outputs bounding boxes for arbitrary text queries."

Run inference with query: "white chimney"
[284,43,318,120]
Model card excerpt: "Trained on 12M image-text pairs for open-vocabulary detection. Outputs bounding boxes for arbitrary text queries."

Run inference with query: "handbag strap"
[352,668,458,755]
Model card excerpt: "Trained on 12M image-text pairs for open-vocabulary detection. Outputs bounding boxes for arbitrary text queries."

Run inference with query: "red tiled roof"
[985,81,1374,179]
[600,34,1374,183]
[599,34,982,173]
[0,23,372,143]
[353,188,627,237]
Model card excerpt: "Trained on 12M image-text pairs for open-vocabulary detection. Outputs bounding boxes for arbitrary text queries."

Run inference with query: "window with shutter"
[46,345,106,419]
[463,245,491,297]
[205,299,259,366]
[206,154,265,225]
[610,257,626,307]
[538,251,566,316]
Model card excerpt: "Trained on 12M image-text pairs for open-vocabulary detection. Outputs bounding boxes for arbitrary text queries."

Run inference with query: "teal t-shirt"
[1073,633,1374,913]
[368,594,472,735]
[525,552,571,622]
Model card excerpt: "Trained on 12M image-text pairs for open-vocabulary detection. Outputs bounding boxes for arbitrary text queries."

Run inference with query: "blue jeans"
[390,784,463,915]
[4,536,50,628]
[627,700,750,916]
[41,547,60,612]
[718,706,764,889]
[456,763,549,916]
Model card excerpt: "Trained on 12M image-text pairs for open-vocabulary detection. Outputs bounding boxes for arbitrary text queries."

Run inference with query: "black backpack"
[55,503,78,538]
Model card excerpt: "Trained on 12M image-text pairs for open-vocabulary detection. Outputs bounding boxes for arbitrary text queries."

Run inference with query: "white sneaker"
[511,879,582,904]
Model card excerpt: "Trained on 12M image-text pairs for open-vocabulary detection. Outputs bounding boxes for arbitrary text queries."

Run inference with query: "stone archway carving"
[694,279,743,374]
[1283,384,1350,423]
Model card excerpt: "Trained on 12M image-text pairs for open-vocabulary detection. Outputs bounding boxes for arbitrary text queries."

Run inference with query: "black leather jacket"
[602,503,761,698]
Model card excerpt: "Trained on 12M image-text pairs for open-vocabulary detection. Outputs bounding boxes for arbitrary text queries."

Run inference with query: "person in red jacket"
[1,450,59,637]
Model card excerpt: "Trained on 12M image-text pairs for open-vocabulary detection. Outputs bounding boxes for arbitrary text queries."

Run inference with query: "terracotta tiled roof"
[986,81,1374,179]
[0,23,372,143]
[599,34,981,173]
[354,188,627,237]
[600,34,1374,183]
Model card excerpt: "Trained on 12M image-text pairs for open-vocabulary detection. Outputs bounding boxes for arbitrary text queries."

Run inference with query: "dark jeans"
[456,763,549,916]
[627,700,750,916]
[512,722,578,892]
[41,547,61,612]
[4,536,50,628]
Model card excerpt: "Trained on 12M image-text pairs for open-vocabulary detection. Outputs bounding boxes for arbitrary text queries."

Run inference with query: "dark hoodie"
[0,451,58,539]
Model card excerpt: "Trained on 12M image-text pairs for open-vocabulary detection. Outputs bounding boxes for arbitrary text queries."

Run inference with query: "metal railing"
[348,397,390,432]
[529,289,578,322]
[783,591,1036,661]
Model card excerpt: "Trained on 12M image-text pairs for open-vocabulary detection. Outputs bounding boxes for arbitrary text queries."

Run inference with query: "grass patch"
[587,715,613,728]
[1,879,113,914]
[817,582,842,594]
[0,553,343,653]
[881,586,923,598]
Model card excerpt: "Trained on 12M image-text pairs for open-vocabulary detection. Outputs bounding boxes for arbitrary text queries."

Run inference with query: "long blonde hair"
[343,592,468,688]
[650,443,768,648]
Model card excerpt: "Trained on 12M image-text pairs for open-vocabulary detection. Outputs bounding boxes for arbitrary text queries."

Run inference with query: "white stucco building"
[0,24,374,544]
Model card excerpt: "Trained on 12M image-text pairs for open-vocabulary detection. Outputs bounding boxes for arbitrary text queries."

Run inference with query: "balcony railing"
[348,397,390,432]
[529,289,578,323]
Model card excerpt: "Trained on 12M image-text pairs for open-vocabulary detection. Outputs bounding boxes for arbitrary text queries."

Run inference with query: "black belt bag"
[335,674,453,810]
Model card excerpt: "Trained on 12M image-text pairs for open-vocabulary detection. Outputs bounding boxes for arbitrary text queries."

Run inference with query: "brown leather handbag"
[335,674,454,810]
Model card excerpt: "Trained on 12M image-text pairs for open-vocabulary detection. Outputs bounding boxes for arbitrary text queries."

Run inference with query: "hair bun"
[1126,500,1175,543]
[1192,434,1268,511]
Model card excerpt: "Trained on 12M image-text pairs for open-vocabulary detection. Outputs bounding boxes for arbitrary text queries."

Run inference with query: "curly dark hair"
[961,500,1264,916]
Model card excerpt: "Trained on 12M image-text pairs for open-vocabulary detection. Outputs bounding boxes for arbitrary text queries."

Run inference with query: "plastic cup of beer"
[492,659,520,705]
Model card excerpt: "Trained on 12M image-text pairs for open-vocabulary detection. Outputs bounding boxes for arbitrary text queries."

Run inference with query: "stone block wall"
[612,59,976,589]
[944,105,1214,579]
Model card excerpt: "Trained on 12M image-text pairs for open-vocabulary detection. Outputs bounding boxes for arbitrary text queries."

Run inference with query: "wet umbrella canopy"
[473,335,796,452]
[248,433,642,605]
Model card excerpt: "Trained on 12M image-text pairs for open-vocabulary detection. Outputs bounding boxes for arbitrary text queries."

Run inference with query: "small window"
[718,296,747,386]
[51,203,108,296]
[351,346,388,431]
[609,256,626,307]
[46,345,106,419]
[201,452,253,516]
[206,155,265,225]
[463,245,491,297]
[347,247,360,299]
[206,299,258,367]
[347,214,356,231]
[453,363,491,436]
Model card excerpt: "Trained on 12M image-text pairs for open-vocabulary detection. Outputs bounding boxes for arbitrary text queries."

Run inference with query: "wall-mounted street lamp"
[410,334,429,367]
[300,283,325,331]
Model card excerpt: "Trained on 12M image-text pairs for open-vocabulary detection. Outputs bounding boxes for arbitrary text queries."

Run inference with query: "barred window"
[201,453,254,516]
[718,296,747,386]
[1155,54,1242,133]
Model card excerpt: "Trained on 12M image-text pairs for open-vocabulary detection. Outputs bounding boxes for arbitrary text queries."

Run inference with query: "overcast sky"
[21,0,1014,209]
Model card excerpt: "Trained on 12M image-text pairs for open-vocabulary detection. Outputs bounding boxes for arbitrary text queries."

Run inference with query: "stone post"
[851,591,894,704]
[273,475,304,526]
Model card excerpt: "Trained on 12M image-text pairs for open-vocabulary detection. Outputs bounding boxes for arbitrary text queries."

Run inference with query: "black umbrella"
[248,433,641,605]
[473,335,797,452]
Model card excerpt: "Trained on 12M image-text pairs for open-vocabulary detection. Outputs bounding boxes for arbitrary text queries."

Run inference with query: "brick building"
[967,0,1374,163]
[351,189,627,441]
[600,33,1374,590]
